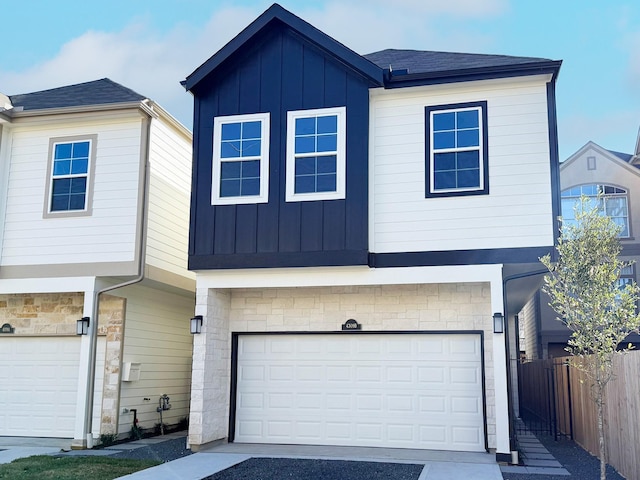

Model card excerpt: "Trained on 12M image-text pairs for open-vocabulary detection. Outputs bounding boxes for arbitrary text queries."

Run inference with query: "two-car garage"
[231,332,486,452]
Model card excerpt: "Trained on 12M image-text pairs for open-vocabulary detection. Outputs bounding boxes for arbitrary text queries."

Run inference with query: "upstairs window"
[425,101,488,197]
[561,184,630,237]
[44,135,96,218]
[212,113,270,205]
[286,106,346,202]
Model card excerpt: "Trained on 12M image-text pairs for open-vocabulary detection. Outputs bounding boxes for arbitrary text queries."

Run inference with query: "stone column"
[188,287,231,449]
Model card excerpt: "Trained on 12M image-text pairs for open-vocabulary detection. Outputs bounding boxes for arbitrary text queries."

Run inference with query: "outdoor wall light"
[76,316,90,335]
[493,312,504,334]
[190,315,203,334]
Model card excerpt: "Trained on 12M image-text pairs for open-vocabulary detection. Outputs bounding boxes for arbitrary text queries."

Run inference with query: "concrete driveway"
[118,443,503,480]
[0,437,70,464]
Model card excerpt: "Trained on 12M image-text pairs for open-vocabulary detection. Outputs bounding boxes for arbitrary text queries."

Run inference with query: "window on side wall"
[43,135,97,218]
[425,101,488,197]
[212,113,270,205]
[560,184,630,238]
[286,106,346,202]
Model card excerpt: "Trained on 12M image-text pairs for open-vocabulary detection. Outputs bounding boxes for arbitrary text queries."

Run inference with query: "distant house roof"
[607,149,634,163]
[184,3,561,92]
[9,78,146,111]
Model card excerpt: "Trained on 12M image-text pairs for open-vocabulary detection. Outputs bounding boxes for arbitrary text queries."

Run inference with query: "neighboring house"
[182,4,561,461]
[520,135,640,359]
[0,79,195,449]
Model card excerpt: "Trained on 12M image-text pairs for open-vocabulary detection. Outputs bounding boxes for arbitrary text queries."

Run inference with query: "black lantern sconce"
[190,315,203,334]
[76,316,90,335]
[493,312,504,334]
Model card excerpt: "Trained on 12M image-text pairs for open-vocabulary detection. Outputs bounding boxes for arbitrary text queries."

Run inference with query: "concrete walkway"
[500,421,570,476]
[119,442,503,480]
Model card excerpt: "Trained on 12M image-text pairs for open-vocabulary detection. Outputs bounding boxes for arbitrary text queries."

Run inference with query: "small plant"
[154,422,168,435]
[130,423,144,440]
[99,433,117,447]
[177,416,189,431]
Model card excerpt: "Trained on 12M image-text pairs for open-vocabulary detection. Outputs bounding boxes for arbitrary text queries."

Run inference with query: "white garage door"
[234,333,485,451]
[0,337,105,438]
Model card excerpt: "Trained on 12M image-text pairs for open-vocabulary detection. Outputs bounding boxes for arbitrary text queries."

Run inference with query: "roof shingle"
[9,78,146,111]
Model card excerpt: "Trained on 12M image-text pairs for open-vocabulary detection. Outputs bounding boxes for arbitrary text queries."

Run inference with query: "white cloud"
[0,1,507,128]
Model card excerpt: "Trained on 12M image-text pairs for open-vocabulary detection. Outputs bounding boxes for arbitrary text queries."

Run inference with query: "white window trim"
[286,106,346,202]
[429,105,484,194]
[43,134,97,219]
[212,112,270,205]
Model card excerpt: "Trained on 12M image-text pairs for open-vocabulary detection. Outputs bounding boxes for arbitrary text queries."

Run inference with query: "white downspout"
[81,112,152,447]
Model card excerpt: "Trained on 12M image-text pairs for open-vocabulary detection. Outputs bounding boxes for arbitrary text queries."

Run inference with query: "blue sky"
[1,0,638,159]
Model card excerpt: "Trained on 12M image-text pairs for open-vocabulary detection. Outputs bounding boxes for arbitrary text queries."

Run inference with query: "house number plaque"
[341,319,361,331]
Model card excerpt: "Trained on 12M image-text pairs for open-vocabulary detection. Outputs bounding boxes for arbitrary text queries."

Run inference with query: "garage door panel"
[0,336,106,438]
[234,333,485,451]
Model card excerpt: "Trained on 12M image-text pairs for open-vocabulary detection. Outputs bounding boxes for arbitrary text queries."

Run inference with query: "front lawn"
[0,455,160,480]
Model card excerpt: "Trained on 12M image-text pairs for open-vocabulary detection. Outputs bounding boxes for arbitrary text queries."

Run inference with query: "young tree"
[540,196,640,480]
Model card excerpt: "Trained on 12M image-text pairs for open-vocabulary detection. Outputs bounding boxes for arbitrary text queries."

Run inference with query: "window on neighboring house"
[425,101,489,197]
[44,135,96,217]
[617,264,635,290]
[561,184,630,237]
[286,106,346,202]
[212,113,270,205]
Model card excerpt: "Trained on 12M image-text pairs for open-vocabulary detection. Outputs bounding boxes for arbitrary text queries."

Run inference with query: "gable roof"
[364,49,561,85]
[561,141,640,174]
[9,78,146,112]
[184,4,561,92]
[184,3,384,91]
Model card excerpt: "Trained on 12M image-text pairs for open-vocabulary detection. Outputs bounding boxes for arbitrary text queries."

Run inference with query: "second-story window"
[286,106,346,202]
[44,135,97,218]
[561,184,630,237]
[425,101,489,197]
[212,113,270,205]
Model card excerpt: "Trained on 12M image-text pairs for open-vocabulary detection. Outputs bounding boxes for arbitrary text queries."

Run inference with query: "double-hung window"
[286,106,346,202]
[44,135,96,217]
[425,101,488,197]
[212,113,270,205]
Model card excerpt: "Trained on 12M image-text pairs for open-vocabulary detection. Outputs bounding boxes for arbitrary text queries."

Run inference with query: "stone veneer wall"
[189,283,497,449]
[98,294,126,436]
[0,292,85,335]
[0,292,126,436]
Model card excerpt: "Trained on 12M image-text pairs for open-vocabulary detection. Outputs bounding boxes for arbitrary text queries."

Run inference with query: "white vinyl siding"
[235,333,485,451]
[370,76,554,253]
[117,284,193,436]
[145,119,194,283]
[0,336,105,437]
[1,115,142,266]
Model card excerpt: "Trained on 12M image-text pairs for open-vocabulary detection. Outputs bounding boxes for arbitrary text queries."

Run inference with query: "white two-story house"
[0,79,195,448]
[182,4,562,462]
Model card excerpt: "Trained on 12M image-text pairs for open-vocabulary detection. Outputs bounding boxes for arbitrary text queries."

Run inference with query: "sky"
[1,0,638,160]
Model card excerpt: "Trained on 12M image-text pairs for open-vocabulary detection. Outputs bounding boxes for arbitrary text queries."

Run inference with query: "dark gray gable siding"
[188,25,370,269]
[9,78,145,111]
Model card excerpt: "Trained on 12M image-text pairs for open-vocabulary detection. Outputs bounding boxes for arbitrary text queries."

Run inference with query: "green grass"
[0,455,161,480]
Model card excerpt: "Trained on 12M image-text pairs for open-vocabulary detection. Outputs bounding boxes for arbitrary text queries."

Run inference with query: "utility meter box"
[122,362,141,382]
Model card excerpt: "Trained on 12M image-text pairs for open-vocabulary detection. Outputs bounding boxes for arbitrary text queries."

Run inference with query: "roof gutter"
[5,101,152,120]
[383,60,563,88]
[81,111,152,448]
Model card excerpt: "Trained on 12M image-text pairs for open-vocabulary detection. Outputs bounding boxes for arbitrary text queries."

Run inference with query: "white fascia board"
[195,264,504,290]
[0,276,97,294]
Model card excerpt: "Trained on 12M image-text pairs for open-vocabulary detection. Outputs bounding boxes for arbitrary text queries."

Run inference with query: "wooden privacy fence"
[519,352,640,480]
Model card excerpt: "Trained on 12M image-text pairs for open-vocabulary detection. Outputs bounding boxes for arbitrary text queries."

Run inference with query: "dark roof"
[607,149,633,163]
[364,49,555,75]
[184,4,561,92]
[184,3,384,90]
[9,78,146,111]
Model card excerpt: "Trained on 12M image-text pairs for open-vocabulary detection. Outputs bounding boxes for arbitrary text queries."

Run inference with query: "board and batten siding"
[370,76,554,254]
[145,118,194,283]
[1,114,142,267]
[117,284,193,435]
